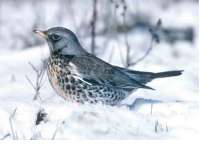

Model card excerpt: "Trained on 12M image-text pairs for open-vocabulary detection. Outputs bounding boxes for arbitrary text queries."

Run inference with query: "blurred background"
[0,0,199,139]
[0,0,198,50]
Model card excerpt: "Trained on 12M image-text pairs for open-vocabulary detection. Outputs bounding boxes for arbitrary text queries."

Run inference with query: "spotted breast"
[47,54,128,105]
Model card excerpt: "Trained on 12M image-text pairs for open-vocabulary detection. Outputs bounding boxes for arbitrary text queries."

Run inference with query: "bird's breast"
[47,56,69,99]
[46,56,128,105]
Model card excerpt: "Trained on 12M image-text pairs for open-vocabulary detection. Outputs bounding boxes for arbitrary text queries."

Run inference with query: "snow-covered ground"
[0,0,198,139]
[0,39,198,139]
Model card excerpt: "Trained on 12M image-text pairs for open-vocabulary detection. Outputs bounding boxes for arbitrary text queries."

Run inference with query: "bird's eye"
[50,34,61,41]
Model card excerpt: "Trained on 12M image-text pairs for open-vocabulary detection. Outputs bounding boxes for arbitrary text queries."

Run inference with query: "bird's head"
[33,27,84,55]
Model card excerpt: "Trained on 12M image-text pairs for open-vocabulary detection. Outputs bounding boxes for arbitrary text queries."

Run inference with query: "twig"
[51,127,59,140]
[150,103,153,115]
[154,119,168,133]
[51,122,62,140]
[154,120,159,133]
[26,60,46,100]
[9,108,18,140]
[90,0,98,55]
[25,75,36,90]
[119,1,162,68]
[128,38,156,66]
[108,0,123,64]
[0,133,10,140]
[121,0,131,68]
[128,19,162,66]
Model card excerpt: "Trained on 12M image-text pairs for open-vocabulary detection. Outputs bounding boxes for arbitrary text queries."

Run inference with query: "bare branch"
[154,119,168,133]
[150,103,154,115]
[51,127,59,140]
[155,120,159,133]
[29,62,39,73]
[0,133,10,140]
[9,108,18,140]
[51,122,63,140]
[120,7,162,68]
[25,75,36,90]
[128,37,156,66]
[25,61,46,101]
[120,0,130,68]
[90,0,98,55]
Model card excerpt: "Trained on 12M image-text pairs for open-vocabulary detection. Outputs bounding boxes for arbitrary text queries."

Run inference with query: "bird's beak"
[33,29,47,39]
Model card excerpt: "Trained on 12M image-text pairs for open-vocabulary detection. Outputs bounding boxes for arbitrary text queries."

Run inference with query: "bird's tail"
[151,70,184,79]
[122,70,183,91]
[116,66,183,86]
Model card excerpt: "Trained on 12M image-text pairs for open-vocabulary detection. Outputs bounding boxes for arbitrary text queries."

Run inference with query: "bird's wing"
[114,66,155,84]
[63,54,154,90]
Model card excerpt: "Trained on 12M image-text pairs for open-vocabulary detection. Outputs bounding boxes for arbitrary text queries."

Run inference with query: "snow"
[0,0,198,139]
[0,41,198,139]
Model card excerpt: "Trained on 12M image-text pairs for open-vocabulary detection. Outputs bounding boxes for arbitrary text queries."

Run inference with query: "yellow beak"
[33,29,47,38]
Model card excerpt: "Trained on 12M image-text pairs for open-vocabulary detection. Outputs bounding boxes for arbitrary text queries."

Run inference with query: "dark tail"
[116,66,183,85]
[152,70,184,79]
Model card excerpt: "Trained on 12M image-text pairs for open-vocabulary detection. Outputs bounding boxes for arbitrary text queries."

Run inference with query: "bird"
[33,27,183,106]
